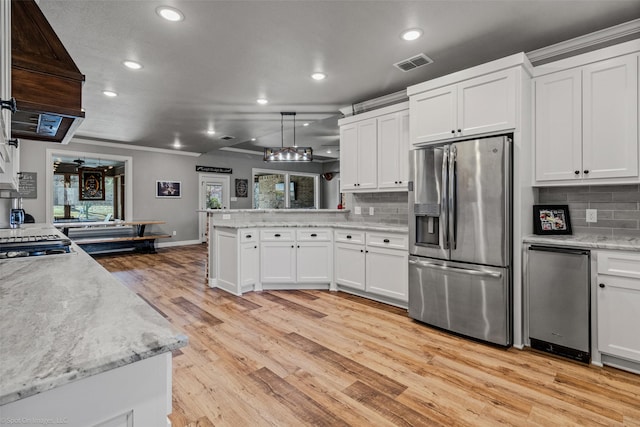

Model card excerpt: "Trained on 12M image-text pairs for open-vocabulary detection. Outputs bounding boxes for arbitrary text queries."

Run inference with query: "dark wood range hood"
[11,0,85,144]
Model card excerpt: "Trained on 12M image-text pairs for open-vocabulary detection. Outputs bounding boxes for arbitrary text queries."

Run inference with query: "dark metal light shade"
[264,146,313,162]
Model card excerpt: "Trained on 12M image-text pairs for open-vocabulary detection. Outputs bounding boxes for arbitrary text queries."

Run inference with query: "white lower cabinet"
[259,228,334,289]
[597,251,640,363]
[213,228,260,295]
[335,229,408,306]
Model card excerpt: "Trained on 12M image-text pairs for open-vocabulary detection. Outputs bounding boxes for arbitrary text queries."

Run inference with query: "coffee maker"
[9,198,24,228]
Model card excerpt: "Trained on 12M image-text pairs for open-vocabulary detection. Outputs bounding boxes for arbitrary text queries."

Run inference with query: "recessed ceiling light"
[102,90,118,97]
[173,140,181,148]
[251,138,256,141]
[123,60,143,70]
[156,6,184,22]
[303,122,310,127]
[311,72,327,81]
[256,98,268,105]
[401,28,423,41]
[326,149,332,154]
[206,129,215,135]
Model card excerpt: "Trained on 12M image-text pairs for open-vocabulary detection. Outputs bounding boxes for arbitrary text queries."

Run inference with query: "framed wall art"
[79,168,105,201]
[235,178,248,198]
[156,181,181,198]
[533,204,572,235]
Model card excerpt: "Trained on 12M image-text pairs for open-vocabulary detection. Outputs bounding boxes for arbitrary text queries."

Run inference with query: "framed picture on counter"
[156,180,182,198]
[533,204,572,235]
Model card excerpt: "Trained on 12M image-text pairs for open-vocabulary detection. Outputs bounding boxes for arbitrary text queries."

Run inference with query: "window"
[252,169,319,209]
[46,149,133,224]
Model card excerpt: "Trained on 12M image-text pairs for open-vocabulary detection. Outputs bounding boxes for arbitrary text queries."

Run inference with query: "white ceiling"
[37,0,640,160]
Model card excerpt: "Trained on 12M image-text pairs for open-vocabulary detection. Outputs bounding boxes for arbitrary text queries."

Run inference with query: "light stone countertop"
[523,234,640,252]
[0,224,188,405]
[200,208,349,213]
[211,221,408,234]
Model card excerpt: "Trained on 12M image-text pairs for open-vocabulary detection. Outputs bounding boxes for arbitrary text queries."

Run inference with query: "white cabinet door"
[583,54,638,180]
[339,123,358,190]
[0,0,17,190]
[365,246,408,302]
[377,111,409,189]
[534,69,583,182]
[297,242,332,283]
[597,275,640,362]
[240,243,259,287]
[334,243,365,291]
[216,230,238,289]
[410,85,457,145]
[260,241,296,283]
[356,118,378,189]
[457,68,517,137]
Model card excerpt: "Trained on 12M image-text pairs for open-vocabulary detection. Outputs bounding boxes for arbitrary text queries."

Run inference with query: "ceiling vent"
[393,53,434,72]
[219,135,235,141]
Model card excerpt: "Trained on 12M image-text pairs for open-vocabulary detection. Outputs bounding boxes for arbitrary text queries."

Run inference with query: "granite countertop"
[523,234,640,252]
[211,221,408,234]
[0,224,188,405]
[199,208,349,213]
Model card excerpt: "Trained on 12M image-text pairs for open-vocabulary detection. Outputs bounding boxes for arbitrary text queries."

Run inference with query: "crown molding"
[527,18,640,64]
[71,137,202,157]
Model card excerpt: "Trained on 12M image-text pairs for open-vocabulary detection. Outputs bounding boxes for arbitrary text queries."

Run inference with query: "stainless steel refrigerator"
[408,135,512,346]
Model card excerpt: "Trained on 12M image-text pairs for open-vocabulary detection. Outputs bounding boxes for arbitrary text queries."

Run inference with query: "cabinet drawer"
[334,229,365,244]
[598,251,640,279]
[240,229,258,243]
[366,232,408,250]
[260,229,295,241]
[296,229,332,242]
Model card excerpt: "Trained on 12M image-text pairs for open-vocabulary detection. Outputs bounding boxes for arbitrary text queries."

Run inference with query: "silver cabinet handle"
[408,259,502,278]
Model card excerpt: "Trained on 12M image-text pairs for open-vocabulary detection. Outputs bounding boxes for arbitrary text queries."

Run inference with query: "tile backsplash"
[537,185,640,237]
[345,192,408,225]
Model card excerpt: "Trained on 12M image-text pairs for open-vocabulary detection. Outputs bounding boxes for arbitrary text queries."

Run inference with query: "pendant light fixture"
[264,112,313,162]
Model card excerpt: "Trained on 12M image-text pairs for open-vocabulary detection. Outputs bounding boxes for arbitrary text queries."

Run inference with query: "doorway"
[199,174,230,242]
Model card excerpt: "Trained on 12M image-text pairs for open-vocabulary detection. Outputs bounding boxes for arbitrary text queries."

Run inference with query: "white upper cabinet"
[0,0,19,191]
[339,102,409,193]
[410,68,517,145]
[377,110,409,189]
[533,46,639,186]
[534,69,583,181]
[339,118,377,191]
[582,55,638,180]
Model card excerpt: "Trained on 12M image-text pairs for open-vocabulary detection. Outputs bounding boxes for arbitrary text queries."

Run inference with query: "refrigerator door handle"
[409,258,503,279]
[449,146,457,250]
[441,147,449,249]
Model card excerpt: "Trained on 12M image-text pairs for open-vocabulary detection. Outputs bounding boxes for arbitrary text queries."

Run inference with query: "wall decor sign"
[196,165,232,174]
[79,168,105,200]
[533,204,572,235]
[235,179,248,198]
[18,172,37,199]
[156,180,182,198]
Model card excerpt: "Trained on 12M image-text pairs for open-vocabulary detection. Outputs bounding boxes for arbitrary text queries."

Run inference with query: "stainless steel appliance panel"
[528,246,590,354]
[409,147,449,260]
[449,137,510,267]
[409,256,511,346]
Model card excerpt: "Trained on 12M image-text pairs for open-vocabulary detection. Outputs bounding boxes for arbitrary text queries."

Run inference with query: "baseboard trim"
[157,239,202,248]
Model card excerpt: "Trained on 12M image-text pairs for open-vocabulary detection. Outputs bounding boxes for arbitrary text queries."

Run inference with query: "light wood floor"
[96,244,640,426]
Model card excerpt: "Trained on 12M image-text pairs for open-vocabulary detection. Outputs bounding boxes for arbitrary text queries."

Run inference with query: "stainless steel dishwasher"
[528,245,590,363]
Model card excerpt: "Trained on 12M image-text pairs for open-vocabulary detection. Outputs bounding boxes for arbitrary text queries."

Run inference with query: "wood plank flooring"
[95,245,640,426]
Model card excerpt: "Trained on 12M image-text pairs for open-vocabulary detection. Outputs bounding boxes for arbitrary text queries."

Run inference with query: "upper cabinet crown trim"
[407,52,532,96]
[338,101,408,126]
[533,39,640,78]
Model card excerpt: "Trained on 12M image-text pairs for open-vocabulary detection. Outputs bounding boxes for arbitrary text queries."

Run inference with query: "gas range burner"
[0,234,72,259]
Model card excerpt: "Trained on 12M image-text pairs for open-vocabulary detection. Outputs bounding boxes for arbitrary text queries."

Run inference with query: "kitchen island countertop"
[523,234,640,252]
[210,221,408,234]
[0,224,187,406]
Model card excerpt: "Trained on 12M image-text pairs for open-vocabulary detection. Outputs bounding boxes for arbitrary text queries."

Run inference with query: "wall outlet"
[586,209,597,223]
[172,230,177,236]
[222,214,231,220]
[369,207,375,215]
[354,206,361,215]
